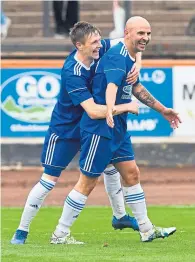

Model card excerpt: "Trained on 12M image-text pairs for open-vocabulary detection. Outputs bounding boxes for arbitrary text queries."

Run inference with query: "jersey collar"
[74,52,94,70]
[121,42,136,62]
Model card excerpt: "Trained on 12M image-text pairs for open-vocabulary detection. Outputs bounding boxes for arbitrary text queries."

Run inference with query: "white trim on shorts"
[41,162,66,169]
[45,133,59,165]
[83,134,100,172]
[111,155,134,161]
[80,167,101,175]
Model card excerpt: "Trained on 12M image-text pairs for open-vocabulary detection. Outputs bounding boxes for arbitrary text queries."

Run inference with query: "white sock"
[18,174,56,232]
[123,183,153,233]
[104,166,126,219]
[55,189,87,236]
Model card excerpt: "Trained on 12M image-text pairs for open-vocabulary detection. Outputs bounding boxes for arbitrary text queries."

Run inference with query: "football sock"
[18,174,56,232]
[54,189,87,236]
[123,183,153,233]
[103,166,126,219]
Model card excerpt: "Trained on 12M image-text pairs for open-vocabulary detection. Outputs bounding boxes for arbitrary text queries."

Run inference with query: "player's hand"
[106,108,114,128]
[126,63,141,85]
[161,108,182,129]
[127,101,139,115]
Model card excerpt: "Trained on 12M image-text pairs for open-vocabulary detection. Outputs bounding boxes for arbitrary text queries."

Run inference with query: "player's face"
[126,26,151,52]
[83,32,102,60]
[134,27,151,52]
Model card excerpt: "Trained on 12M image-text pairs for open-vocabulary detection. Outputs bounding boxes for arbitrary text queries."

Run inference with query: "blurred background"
[1,0,195,206]
[1,0,195,58]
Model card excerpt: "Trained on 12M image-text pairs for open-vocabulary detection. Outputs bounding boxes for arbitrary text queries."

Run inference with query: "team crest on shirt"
[122,85,132,99]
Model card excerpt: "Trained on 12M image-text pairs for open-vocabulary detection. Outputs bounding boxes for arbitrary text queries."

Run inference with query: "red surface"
[2,167,195,207]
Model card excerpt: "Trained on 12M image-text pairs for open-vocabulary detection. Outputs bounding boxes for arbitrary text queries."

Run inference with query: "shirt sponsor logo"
[122,84,132,99]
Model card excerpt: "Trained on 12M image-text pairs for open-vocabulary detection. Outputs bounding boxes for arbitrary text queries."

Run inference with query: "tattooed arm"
[132,83,182,129]
[132,83,166,113]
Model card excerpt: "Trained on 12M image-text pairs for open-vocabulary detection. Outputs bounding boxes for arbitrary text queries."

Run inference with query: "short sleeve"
[65,74,92,106]
[104,55,126,87]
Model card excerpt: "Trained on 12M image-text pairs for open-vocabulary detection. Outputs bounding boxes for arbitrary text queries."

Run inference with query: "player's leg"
[115,160,176,241]
[113,135,176,241]
[51,172,98,244]
[103,166,139,231]
[114,160,153,231]
[51,131,111,244]
[11,131,80,244]
[103,166,125,219]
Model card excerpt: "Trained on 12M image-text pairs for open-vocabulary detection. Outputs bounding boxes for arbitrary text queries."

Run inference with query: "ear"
[124,29,129,37]
[76,41,83,51]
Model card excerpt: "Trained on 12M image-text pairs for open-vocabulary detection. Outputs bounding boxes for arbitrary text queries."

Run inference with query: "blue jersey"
[48,39,111,139]
[80,41,140,141]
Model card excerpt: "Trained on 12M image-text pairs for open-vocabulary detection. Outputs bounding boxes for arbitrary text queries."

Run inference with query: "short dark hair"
[70,21,101,46]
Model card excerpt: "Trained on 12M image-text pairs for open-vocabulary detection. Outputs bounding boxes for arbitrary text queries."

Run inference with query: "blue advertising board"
[1,69,61,137]
[127,68,173,136]
[1,67,173,138]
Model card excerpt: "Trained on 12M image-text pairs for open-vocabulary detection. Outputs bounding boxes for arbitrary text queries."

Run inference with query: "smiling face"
[70,22,102,62]
[78,31,102,60]
[124,17,151,54]
[131,26,151,52]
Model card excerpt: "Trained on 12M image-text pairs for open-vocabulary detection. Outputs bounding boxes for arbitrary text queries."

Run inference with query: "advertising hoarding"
[1,69,61,137]
[127,68,173,136]
[1,67,182,138]
[173,66,195,136]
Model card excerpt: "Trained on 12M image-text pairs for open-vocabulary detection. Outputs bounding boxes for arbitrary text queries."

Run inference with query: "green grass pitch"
[2,206,195,262]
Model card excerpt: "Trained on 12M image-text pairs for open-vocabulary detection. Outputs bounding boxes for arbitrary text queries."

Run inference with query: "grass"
[1,206,195,262]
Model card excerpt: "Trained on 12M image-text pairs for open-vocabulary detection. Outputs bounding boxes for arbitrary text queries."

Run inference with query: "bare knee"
[122,165,140,186]
[42,173,59,183]
[74,173,98,196]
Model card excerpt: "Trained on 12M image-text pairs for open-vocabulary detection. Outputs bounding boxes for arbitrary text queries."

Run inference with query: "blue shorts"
[80,130,134,177]
[41,130,80,177]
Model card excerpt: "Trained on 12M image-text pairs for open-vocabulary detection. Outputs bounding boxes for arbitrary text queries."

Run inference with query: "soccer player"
[51,17,181,244]
[11,22,142,245]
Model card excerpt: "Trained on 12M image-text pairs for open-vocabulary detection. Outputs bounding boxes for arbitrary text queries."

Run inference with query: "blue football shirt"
[48,39,111,139]
[80,41,140,140]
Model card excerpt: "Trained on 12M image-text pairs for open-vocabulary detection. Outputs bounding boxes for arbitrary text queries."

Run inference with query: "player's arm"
[80,97,138,120]
[105,84,139,127]
[132,83,181,128]
[104,54,129,127]
[110,38,142,85]
[126,52,142,84]
[106,83,118,127]
[102,38,142,85]
[80,98,106,119]
[66,72,135,120]
[111,38,142,71]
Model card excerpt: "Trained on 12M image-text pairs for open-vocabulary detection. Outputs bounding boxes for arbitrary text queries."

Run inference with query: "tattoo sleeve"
[132,83,156,108]
[132,83,166,113]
